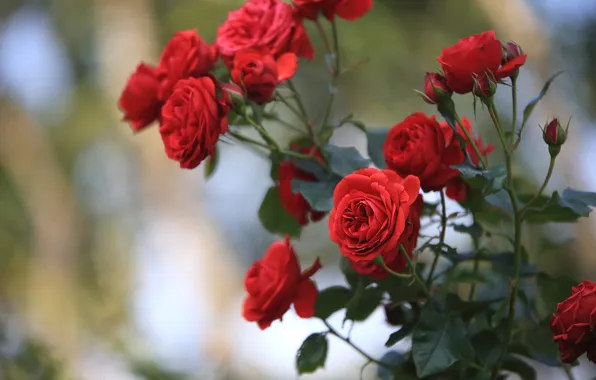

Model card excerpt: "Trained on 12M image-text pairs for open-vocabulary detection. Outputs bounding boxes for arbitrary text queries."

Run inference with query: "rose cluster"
[119,0,373,172]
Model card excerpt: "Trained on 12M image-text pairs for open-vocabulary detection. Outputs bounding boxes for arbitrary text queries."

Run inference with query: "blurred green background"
[1,0,596,379]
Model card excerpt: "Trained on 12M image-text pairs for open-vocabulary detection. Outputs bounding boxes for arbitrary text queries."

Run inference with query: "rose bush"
[118,1,596,377]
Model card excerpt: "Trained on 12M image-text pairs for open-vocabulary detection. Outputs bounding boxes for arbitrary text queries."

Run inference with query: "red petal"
[276,53,298,82]
[497,55,527,79]
[301,257,322,279]
[293,280,318,318]
[335,0,373,21]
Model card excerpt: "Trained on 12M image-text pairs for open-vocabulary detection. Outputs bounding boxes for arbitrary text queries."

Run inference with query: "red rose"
[216,0,314,67]
[242,236,322,330]
[440,117,494,202]
[438,30,527,94]
[351,195,422,279]
[156,30,218,101]
[118,63,161,131]
[423,72,452,105]
[231,49,297,104]
[550,280,596,363]
[159,77,231,169]
[328,168,420,262]
[383,113,463,192]
[278,145,327,226]
[292,0,373,21]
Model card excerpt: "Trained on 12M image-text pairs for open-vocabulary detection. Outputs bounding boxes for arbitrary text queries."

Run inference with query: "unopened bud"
[542,118,570,158]
[422,72,452,105]
[503,41,524,64]
[221,82,246,110]
[473,74,497,99]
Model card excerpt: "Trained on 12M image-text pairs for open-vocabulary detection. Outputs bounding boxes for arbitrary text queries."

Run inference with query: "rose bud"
[422,72,452,105]
[542,117,569,158]
[503,41,524,63]
[472,74,497,98]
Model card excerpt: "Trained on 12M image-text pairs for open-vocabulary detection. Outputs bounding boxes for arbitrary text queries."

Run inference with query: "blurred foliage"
[0,0,592,378]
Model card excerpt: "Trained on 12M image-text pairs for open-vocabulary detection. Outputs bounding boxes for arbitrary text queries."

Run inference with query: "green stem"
[286,80,309,120]
[270,115,307,134]
[487,102,510,156]
[467,230,481,301]
[244,115,279,150]
[227,130,270,149]
[323,320,393,371]
[519,156,556,213]
[510,77,518,146]
[453,111,488,169]
[426,191,447,286]
[377,258,412,279]
[563,364,576,380]
[331,21,340,74]
[321,21,341,131]
[279,149,315,160]
[315,19,332,58]
[489,99,523,380]
[399,245,431,299]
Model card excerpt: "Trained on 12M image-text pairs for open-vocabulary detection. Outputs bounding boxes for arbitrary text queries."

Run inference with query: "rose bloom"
[243,236,322,330]
[216,0,314,66]
[351,196,422,279]
[384,112,463,192]
[292,0,373,21]
[159,77,231,169]
[438,30,527,94]
[550,280,596,363]
[328,168,420,262]
[278,145,327,226]
[156,30,218,100]
[441,118,494,202]
[118,63,161,131]
[231,49,297,104]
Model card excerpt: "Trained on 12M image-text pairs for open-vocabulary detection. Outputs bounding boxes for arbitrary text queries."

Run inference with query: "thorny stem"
[399,245,431,299]
[519,156,556,213]
[323,320,393,371]
[426,191,447,286]
[315,19,332,58]
[488,99,523,380]
[453,111,488,169]
[320,21,341,132]
[563,364,577,380]
[510,76,518,146]
[467,225,481,301]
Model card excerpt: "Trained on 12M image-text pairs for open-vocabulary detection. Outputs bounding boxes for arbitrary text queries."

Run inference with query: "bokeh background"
[1,0,596,379]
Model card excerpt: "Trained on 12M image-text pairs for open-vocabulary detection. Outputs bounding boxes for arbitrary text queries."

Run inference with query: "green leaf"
[326,144,371,177]
[453,222,484,242]
[315,286,353,319]
[512,317,561,367]
[204,150,219,179]
[452,164,507,194]
[366,129,389,169]
[385,322,416,347]
[502,355,537,380]
[519,71,563,133]
[292,179,338,212]
[525,188,596,223]
[445,293,503,322]
[411,310,475,377]
[339,256,366,290]
[471,330,501,368]
[445,267,489,286]
[536,272,576,319]
[296,333,328,374]
[258,187,302,237]
[345,286,384,322]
